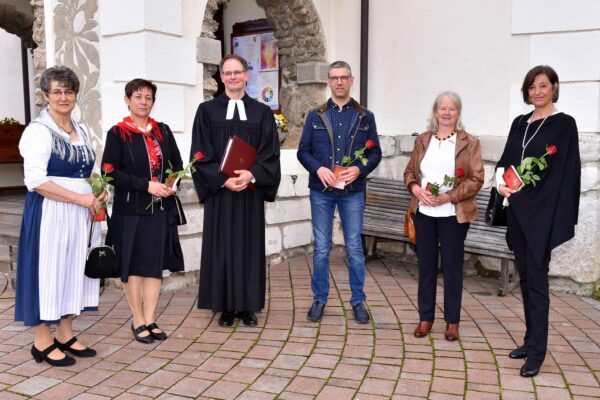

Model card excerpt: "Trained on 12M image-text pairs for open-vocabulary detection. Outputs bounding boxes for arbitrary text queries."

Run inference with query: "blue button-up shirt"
[326,99,358,166]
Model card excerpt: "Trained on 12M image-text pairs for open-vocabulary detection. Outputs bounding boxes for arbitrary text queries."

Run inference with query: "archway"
[201,0,328,147]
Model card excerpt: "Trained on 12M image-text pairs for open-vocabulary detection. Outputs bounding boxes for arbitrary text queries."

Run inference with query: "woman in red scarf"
[102,79,184,343]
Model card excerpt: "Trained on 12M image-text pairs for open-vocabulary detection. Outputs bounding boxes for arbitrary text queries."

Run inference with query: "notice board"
[231,19,280,111]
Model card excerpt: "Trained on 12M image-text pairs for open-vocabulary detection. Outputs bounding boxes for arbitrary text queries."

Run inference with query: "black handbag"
[484,187,507,226]
[85,214,119,279]
[173,195,187,226]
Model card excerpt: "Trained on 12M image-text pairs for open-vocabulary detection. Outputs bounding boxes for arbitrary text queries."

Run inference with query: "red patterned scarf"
[116,116,163,141]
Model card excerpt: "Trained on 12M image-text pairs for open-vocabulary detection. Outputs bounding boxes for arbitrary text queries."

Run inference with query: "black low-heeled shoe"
[131,323,154,344]
[520,364,540,378]
[31,343,76,367]
[147,322,167,341]
[236,311,257,327]
[218,311,235,327]
[54,337,96,358]
[509,346,527,359]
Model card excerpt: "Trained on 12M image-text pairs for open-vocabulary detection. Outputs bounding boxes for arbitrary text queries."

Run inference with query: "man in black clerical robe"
[190,54,280,327]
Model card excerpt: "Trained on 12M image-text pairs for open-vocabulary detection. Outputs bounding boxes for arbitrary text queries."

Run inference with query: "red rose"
[102,163,114,173]
[194,151,205,161]
[456,168,465,177]
[365,139,376,150]
[546,145,558,156]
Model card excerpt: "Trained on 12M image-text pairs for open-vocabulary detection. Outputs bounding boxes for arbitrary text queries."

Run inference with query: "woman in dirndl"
[14,66,106,367]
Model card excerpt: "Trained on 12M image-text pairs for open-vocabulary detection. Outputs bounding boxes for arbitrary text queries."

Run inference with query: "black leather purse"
[173,195,187,226]
[85,214,119,279]
[484,187,507,226]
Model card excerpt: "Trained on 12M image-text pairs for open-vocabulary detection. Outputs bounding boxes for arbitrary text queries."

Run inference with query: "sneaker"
[307,301,325,322]
[352,302,370,324]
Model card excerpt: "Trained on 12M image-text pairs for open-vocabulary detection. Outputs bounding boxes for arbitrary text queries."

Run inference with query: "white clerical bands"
[226,100,247,121]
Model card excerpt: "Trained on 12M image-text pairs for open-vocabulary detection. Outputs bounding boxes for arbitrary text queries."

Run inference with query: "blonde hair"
[426,91,465,132]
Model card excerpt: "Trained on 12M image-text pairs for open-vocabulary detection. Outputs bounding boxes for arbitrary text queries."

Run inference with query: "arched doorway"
[0,2,36,188]
[201,0,328,148]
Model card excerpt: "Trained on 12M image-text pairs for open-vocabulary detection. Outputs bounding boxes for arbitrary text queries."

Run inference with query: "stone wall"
[255,0,327,148]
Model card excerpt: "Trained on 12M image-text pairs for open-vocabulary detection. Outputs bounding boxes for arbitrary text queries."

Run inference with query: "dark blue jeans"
[309,189,366,306]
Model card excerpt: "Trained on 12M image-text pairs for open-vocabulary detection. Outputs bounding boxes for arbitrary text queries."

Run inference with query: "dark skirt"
[108,207,184,282]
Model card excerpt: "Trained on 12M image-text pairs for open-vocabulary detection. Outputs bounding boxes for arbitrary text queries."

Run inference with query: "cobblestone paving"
[0,251,599,399]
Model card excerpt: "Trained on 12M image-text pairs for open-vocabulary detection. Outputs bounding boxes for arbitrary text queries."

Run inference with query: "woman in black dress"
[102,79,184,343]
[496,65,580,377]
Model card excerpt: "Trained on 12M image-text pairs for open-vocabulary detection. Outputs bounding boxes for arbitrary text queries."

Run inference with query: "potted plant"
[0,117,25,163]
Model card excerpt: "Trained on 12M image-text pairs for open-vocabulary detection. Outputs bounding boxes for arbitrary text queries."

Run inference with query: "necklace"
[521,112,550,162]
[434,131,456,141]
[55,120,74,135]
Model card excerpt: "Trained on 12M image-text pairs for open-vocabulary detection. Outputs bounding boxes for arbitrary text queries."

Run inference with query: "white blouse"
[419,134,457,218]
[18,117,90,191]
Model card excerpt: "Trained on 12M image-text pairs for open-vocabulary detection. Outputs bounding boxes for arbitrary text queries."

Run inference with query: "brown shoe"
[414,321,433,338]
[445,323,459,341]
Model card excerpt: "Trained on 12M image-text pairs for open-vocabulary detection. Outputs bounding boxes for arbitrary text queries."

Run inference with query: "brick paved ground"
[0,250,599,399]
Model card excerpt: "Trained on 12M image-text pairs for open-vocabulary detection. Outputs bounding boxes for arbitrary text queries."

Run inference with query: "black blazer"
[101,123,183,215]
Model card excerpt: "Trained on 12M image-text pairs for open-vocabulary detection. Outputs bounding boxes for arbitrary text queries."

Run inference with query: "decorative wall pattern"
[53,0,102,152]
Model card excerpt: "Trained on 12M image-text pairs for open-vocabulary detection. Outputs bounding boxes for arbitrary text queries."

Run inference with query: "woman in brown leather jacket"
[403,91,484,341]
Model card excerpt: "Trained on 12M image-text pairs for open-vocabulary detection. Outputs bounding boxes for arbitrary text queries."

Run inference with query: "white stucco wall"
[312,0,361,100]
[368,1,530,137]
[98,0,205,158]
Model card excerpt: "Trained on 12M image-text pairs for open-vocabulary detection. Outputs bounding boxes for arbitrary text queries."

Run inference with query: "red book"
[219,135,257,190]
[332,166,346,189]
[502,165,524,191]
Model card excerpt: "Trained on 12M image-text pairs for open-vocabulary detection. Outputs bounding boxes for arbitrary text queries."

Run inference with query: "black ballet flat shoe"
[218,311,235,327]
[31,343,76,367]
[237,311,258,327]
[147,322,168,341]
[54,337,96,358]
[509,346,527,359]
[520,364,540,378]
[131,323,154,344]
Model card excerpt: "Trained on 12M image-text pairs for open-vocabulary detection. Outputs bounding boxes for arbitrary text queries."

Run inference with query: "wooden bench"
[362,177,518,296]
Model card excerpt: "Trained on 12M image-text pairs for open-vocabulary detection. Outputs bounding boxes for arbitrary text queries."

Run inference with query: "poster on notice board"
[233,31,279,110]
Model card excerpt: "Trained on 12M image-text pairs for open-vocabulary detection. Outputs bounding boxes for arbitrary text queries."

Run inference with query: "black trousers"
[507,207,550,368]
[413,211,469,323]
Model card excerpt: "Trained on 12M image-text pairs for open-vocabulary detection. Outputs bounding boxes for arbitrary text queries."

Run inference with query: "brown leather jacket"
[403,130,484,223]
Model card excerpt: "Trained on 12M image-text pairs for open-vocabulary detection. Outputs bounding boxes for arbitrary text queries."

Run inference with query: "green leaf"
[341,156,351,167]
[361,158,367,166]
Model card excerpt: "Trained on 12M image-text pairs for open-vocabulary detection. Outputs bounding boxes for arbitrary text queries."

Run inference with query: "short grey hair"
[328,60,352,77]
[426,91,465,132]
[40,66,80,94]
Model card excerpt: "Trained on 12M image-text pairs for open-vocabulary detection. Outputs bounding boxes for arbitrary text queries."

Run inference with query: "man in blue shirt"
[297,61,382,324]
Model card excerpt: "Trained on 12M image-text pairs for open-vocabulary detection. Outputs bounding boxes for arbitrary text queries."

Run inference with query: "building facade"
[1,0,599,293]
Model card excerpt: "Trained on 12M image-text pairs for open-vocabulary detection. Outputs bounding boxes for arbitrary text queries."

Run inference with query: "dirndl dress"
[14,128,100,326]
